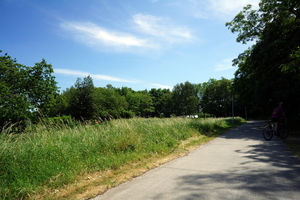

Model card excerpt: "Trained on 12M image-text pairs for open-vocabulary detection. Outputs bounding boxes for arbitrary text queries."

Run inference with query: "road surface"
[93,121,300,200]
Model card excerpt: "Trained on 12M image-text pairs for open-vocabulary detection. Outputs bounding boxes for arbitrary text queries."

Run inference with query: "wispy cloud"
[60,13,196,53]
[60,21,155,51]
[133,14,194,42]
[214,58,234,71]
[176,0,260,19]
[55,68,136,83]
[207,0,260,15]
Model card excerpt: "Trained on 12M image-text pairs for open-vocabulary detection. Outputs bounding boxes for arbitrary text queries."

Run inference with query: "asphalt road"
[93,121,300,200]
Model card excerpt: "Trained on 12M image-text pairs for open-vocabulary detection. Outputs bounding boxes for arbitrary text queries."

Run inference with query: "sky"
[1,0,260,92]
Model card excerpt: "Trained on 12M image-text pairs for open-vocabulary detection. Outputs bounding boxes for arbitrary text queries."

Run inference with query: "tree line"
[0,50,236,130]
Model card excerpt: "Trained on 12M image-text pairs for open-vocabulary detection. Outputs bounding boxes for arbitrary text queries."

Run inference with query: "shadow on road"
[172,121,300,199]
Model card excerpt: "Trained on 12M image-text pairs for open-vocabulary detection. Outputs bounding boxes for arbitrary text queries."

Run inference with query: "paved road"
[93,121,300,200]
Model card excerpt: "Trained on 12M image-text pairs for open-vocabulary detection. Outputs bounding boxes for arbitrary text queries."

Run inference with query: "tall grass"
[0,117,244,199]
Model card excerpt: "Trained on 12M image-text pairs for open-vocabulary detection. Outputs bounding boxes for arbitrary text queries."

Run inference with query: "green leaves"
[27,59,59,115]
[226,4,262,44]
[226,0,300,117]
[67,76,96,120]
[199,78,233,117]
[172,81,199,116]
[0,52,59,129]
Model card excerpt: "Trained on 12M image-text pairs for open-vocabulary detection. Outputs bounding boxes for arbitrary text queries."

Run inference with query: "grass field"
[0,117,245,199]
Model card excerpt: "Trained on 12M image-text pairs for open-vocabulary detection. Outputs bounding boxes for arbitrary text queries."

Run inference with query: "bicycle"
[263,119,289,141]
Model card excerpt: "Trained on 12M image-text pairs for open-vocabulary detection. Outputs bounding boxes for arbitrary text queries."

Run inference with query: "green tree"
[172,81,199,116]
[114,86,135,96]
[226,0,300,117]
[94,87,129,119]
[0,52,59,130]
[149,88,172,117]
[68,76,96,120]
[0,53,29,125]
[200,78,233,117]
[126,90,154,117]
[27,59,59,116]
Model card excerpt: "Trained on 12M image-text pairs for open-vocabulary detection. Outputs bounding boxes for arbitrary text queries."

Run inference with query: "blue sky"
[1,0,259,92]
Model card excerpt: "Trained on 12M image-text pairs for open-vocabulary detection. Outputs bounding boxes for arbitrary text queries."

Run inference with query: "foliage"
[1,51,241,129]
[226,0,300,117]
[94,87,129,119]
[149,88,172,117]
[0,51,59,131]
[199,78,233,117]
[39,77,239,122]
[66,76,96,120]
[27,59,59,116]
[172,81,199,116]
[125,90,154,117]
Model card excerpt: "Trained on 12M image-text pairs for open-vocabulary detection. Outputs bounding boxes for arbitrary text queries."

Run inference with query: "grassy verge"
[285,139,300,159]
[0,117,245,200]
[283,119,300,159]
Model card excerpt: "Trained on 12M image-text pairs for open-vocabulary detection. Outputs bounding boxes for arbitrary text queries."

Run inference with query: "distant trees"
[67,76,96,120]
[125,90,154,117]
[55,79,231,120]
[172,81,199,116]
[94,86,129,118]
[1,50,242,133]
[149,88,172,117]
[199,78,233,117]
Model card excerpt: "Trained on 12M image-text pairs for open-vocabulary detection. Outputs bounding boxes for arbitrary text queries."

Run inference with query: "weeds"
[0,117,244,199]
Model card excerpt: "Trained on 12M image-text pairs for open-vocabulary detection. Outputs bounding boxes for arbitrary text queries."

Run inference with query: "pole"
[232,95,234,124]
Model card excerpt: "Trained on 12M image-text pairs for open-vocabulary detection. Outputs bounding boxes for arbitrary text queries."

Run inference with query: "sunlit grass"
[0,117,244,199]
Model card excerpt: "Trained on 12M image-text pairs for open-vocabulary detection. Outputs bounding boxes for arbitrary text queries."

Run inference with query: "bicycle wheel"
[279,125,289,139]
[263,126,273,141]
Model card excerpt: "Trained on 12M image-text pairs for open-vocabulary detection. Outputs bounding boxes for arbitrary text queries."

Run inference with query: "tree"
[200,78,233,117]
[149,88,172,117]
[125,90,154,117]
[0,53,29,125]
[27,59,59,116]
[172,81,199,116]
[226,0,300,117]
[0,51,59,130]
[68,76,96,120]
[93,87,129,119]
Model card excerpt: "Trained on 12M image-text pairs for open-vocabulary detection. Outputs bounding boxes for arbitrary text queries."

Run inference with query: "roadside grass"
[283,118,300,159]
[0,117,245,200]
[285,140,300,159]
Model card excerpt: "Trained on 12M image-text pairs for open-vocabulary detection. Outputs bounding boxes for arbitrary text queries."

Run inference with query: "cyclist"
[271,102,286,134]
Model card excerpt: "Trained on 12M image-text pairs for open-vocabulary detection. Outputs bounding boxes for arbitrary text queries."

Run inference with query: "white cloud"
[180,0,260,19]
[214,58,234,71]
[133,14,194,43]
[60,21,155,50]
[207,0,260,15]
[60,14,196,54]
[54,68,136,83]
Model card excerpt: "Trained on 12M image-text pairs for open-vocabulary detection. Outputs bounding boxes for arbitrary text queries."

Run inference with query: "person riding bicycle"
[271,102,286,134]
